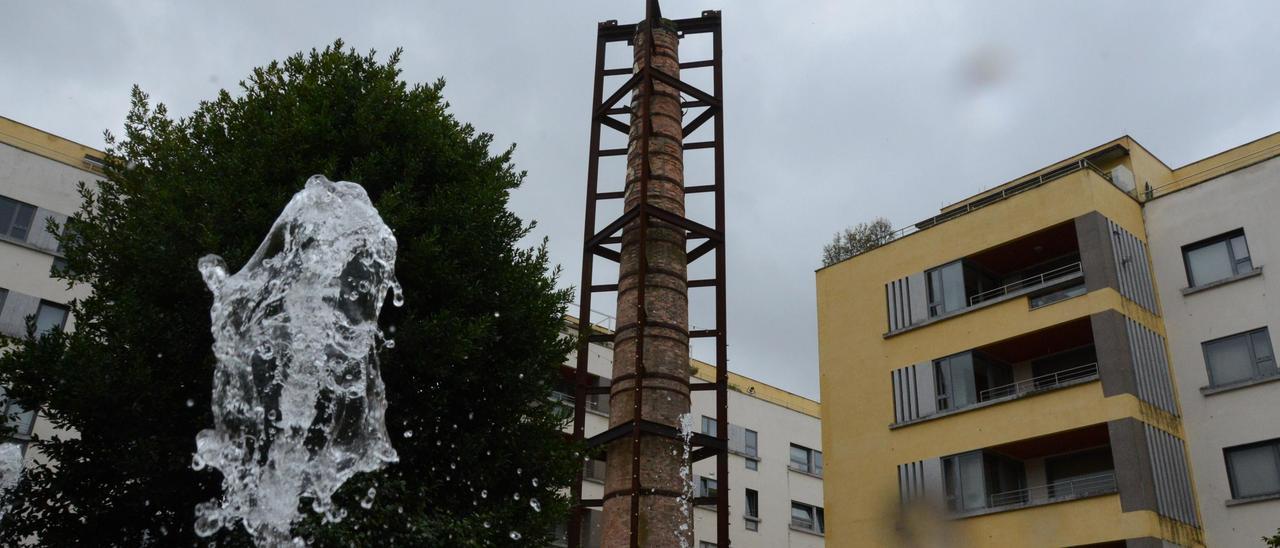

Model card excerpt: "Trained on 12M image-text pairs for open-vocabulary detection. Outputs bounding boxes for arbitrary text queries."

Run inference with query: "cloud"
[4,1,1279,399]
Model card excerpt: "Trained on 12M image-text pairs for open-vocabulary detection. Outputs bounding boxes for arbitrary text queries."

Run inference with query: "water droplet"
[531,478,539,487]
[513,493,520,501]
[191,454,206,471]
[530,499,541,512]
[480,490,488,498]
[186,399,195,408]
[384,339,395,349]
[482,521,491,529]
[257,342,274,359]
[360,487,376,509]
[509,531,522,541]
[403,430,414,438]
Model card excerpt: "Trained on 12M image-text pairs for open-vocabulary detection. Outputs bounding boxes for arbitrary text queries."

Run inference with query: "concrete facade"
[1144,152,1280,547]
[559,314,823,548]
[0,116,102,469]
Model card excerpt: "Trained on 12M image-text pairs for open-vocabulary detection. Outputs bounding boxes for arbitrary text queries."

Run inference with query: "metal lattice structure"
[568,2,728,547]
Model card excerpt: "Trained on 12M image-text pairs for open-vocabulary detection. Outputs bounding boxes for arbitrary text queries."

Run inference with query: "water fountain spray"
[193,175,402,545]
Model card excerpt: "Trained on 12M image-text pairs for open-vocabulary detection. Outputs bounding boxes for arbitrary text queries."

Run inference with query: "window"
[926,261,966,316]
[34,301,69,336]
[942,450,1026,511]
[744,428,758,458]
[1203,328,1277,387]
[744,488,759,531]
[697,476,718,499]
[0,196,37,241]
[699,542,717,548]
[0,387,37,438]
[934,351,1013,410]
[790,501,824,534]
[583,456,606,483]
[701,415,717,437]
[745,458,758,471]
[789,444,822,476]
[1224,439,1280,499]
[1183,230,1253,287]
[0,288,8,315]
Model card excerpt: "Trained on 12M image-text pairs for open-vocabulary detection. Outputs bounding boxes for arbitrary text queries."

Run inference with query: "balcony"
[893,317,1101,427]
[946,425,1119,518]
[888,220,1089,336]
[553,366,610,416]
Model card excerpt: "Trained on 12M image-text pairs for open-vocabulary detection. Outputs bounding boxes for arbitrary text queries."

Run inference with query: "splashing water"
[0,442,22,519]
[194,175,403,545]
[676,413,695,548]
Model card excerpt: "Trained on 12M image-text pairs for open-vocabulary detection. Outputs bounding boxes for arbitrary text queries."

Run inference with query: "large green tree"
[0,41,577,546]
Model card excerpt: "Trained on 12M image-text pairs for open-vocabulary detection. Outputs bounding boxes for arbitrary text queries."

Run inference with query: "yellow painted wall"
[816,168,1185,545]
[0,116,104,174]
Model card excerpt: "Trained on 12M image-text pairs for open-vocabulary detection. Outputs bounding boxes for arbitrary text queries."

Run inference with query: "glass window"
[788,444,822,476]
[744,488,759,518]
[1184,230,1254,287]
[744,429,758,458]
[927,261,966,316]
[34,301,69,336]
[701,415,717,437]
[744,458,758,471]
[936,352,1013,408]
[944,450,1027,511]
[789,502,823,533]
[698,476,718,499]
[0,387,37,437]
[0,196,37,241]
[1225,440,1280,499]
[1203,328,1278,387]
[790,503,812,529]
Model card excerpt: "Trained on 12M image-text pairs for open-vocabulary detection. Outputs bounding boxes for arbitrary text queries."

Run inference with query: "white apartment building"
[1145,141,1280,547]
[556,313,824,548]
[0,116,100,473]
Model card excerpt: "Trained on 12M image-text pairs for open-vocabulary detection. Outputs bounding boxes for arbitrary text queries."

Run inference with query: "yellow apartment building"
[816,133,1280,547]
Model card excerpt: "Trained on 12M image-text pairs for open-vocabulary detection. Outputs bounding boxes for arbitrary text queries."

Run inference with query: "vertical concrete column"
[602,22,691,547]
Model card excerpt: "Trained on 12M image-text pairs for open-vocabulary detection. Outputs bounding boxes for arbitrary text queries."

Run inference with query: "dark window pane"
[1205,334,1255,385]
[790,445,809,469]
[1227,443,1280,498]
[9,204,35,240]
[1231,235,1251,263]
[0,199,15,235]
[745,489,758,517]
[1186,240,1234,286]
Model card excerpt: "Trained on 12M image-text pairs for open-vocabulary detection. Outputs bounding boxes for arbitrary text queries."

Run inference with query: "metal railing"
[896,160,1109,240]
[986,471,1117,508]
[968,261,1083,306]
[978,362,1099,402]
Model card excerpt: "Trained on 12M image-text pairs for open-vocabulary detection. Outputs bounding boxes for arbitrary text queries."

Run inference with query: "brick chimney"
[601,21,692,547]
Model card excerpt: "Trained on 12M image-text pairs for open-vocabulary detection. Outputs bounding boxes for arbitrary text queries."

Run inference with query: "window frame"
[926,260,965,317]
[789,443,823,476]
[1182,229,1253,288]
[789,501,824,534]
[701,415,717,437]
[34,300,70,336]
[1224,438,1280,500]
[1201,327,1277,387]
[0,196,38,242]
[744,488,759,531]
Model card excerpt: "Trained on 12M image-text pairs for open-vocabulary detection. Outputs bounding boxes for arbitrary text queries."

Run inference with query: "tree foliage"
[0,40,577,546]
[1265,527,1280,548]
[821,217,895,266]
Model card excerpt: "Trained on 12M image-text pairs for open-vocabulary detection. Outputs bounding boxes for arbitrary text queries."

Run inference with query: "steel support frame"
[569,4,728,548]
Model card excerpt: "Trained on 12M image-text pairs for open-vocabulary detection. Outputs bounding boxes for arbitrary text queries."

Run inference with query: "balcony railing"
[986,471,1117,508]
[968,261,1083,306]
[978,362,1099,402]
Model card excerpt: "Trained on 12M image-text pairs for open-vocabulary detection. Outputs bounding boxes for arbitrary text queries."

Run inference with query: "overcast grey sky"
[5,1,1280,400]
